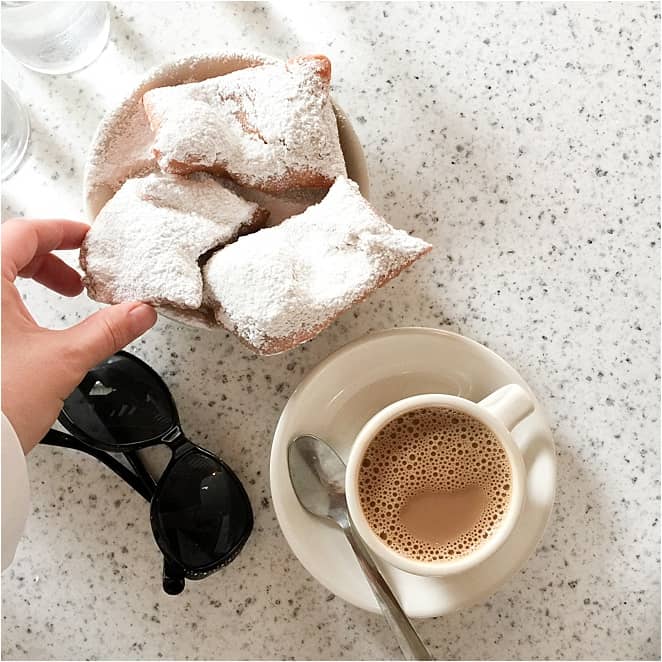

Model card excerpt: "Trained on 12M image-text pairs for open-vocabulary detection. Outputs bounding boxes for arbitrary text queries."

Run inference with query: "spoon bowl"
[287,434,348,523]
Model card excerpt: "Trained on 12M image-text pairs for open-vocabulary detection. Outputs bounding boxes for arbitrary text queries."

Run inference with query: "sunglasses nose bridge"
[161,428,198,464]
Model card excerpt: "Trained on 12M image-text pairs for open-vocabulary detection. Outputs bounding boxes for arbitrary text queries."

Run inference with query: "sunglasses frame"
[57,351,182,453]
[45,351,253,594]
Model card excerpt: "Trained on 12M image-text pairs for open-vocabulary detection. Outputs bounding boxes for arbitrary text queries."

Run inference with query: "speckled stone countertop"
[1,2,659,660]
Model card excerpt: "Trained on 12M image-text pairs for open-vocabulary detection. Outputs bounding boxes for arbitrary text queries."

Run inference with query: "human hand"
[1,219,157,454]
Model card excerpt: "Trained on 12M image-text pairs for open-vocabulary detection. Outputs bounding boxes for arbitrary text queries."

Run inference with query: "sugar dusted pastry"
[81,173,268,310]
[203,176,432,354]
[142,55,347,193]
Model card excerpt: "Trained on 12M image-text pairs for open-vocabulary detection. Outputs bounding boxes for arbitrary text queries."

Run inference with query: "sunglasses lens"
[61,353,177,447]
[153,452,253,570]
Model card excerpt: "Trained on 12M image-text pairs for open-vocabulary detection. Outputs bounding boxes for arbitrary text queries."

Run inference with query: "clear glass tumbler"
[1,81,30,180]
[1,1,110,75]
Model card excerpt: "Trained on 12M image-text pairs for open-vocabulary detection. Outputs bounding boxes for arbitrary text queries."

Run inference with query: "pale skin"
[1,218,157,454]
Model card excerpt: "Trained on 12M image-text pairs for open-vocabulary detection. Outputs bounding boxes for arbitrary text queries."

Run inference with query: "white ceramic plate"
[270,327,556,618]
[82,51,370,330]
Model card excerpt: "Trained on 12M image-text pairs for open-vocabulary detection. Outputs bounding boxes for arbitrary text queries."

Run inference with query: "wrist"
[1,397,46,454]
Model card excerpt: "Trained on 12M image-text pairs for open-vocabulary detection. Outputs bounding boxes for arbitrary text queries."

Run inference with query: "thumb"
[61,302,157,371]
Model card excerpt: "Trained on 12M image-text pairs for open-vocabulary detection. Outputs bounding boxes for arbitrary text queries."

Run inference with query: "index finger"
[2,218,90,281]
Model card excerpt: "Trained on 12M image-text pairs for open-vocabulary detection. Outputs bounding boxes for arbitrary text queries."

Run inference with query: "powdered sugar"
[143,56,347,191]
[203,176,432,354]
[84,52,278,219]
[81,173,266,309]
[84,97,157,220]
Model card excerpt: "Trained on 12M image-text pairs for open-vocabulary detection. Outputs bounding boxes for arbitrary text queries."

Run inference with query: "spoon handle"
[341,522,433,661]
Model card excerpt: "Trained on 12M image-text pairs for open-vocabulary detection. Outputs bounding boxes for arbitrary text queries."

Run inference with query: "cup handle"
[478,384,535,432]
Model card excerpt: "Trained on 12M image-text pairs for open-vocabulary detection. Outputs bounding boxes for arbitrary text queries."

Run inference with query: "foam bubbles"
[358,407,512,563]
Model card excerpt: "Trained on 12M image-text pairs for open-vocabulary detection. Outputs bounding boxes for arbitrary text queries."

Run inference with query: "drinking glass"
[1,81,30,180]
[1,1,110,75]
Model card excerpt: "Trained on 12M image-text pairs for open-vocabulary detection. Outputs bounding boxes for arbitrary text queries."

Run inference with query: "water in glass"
[1,1,110,75]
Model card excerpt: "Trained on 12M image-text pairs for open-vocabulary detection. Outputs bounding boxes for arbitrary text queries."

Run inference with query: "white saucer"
[270,327,556,618]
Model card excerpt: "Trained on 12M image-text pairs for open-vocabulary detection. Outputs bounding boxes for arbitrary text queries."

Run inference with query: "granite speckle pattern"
[1,2,659,659]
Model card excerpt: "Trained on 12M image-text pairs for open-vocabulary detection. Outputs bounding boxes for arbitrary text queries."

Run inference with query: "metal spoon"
[288,434,433,661]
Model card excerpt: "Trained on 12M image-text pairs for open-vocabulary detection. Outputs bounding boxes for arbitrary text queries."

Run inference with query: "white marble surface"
[1,2,660,660]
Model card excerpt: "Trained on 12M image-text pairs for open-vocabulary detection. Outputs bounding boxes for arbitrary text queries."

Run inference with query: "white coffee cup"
[345,384,535,577]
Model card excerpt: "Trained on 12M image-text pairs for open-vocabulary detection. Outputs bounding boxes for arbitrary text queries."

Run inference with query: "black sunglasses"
[42,351,253,595]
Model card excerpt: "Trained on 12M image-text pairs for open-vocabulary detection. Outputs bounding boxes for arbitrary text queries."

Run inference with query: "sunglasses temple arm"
[124,451,158,494]
[162,557,186,595]
[41,430,153,502]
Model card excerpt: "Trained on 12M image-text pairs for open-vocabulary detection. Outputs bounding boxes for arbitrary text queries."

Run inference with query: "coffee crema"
[358,407,512,563]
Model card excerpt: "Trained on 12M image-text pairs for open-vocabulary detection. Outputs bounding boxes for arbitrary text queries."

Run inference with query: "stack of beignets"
[81,55,431,355]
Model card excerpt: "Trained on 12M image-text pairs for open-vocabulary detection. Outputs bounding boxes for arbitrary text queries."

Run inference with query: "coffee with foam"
[358,407,512,563]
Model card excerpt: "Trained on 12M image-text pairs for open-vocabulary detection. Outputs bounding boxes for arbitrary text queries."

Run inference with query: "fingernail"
[128,303,157,334]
